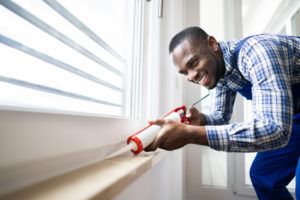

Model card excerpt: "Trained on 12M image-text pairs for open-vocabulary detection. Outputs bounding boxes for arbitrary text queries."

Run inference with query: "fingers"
[144,142,157,152]
[186,107,198,118]
[144,118,176,152]
[147,118,166,126]
[144,137,160,152]
[144,118,168,152]
[144,119,165,152]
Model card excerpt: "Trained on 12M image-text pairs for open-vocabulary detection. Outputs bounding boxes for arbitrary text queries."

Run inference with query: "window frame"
[0,0,162,196]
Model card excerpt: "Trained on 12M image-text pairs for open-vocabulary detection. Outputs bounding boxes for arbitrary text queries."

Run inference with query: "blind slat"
[0,75,122,108]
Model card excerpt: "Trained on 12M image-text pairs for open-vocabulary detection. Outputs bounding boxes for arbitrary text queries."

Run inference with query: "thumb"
[148,119,166,126]
[186,107,197,118]
[144,137,160,152]
[144,129,163,151]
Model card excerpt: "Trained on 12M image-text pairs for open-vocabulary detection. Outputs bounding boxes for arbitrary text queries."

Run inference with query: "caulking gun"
[106,93,209,159]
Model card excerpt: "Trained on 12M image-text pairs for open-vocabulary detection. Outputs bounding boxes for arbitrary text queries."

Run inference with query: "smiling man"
[145,26,300,200]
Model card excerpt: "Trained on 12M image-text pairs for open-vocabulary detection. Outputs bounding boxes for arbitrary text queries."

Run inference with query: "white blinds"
[0,0,135,116]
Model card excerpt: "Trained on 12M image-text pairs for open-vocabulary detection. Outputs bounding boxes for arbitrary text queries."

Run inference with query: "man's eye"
[189,58,198,68]
[181,71,188,76]
[192,58,198,66]
[179,71,187,75]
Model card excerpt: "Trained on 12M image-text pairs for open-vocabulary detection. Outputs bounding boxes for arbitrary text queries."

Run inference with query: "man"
[145,27,300,199]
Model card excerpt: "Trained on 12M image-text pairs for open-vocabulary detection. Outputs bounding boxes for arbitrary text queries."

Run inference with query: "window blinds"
[0,0,132,116]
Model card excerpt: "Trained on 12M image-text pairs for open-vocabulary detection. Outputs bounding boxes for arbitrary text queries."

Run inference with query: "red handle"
[173,105,190,124]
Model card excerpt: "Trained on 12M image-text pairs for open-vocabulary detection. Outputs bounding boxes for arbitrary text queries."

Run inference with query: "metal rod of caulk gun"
[105,92,210,159]
[190,93,210,107]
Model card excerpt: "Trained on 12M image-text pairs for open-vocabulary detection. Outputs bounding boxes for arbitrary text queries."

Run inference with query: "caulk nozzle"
[105,142,137,159]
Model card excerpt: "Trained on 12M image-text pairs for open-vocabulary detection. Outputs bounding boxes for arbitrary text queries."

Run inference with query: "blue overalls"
[233,38,300,200]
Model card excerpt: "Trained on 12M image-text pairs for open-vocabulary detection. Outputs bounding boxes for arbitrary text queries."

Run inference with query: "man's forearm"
[186,125,209,146]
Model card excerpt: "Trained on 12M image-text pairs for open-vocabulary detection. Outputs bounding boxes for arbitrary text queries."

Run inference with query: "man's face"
[171,38,224,89]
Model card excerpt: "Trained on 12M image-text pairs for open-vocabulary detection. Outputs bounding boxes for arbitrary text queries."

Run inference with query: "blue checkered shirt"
[204,34,300,152]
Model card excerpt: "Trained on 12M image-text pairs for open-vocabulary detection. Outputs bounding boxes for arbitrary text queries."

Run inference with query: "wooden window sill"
[1,150,168,200]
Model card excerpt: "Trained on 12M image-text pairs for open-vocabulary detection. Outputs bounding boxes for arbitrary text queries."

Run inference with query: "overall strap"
[233,36,252,100]
[233,36,252,61]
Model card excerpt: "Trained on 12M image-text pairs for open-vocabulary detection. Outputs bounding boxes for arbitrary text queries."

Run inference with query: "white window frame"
[0,0,164,196]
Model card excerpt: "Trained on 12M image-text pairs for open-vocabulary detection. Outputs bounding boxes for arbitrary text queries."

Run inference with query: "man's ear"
[207,36,218,51]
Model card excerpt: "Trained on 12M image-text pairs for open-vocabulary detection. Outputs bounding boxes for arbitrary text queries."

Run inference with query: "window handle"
[158,0,163,18]
[146,0,163,18]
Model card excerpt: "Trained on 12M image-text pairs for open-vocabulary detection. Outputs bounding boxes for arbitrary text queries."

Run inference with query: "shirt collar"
[218,40,239,78]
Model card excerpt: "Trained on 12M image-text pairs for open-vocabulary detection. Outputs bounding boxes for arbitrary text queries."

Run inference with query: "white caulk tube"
[127,105,188,155]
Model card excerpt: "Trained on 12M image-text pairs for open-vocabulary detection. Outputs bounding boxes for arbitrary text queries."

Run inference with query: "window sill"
[1,150,169,200]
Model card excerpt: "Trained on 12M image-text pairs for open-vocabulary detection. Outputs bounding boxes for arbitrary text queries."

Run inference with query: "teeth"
[198,72,206,82]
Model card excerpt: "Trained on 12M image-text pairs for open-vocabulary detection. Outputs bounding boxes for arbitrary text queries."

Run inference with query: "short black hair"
[169,26,208,54]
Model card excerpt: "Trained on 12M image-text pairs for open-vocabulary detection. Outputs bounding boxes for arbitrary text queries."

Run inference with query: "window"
[0,0,142,117]
[0,0,148,196]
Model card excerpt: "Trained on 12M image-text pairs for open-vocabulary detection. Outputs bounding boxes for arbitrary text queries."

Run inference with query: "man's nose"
[187,70,197,82]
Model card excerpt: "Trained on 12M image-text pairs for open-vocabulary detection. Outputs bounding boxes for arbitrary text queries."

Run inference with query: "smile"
[197,72,207,83]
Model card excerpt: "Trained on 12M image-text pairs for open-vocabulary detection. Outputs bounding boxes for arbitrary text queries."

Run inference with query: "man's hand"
[186,107,208,126]
[144,118,208,152]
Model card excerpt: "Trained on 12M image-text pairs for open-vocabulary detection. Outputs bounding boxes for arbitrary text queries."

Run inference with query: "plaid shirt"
[204,34,300,152]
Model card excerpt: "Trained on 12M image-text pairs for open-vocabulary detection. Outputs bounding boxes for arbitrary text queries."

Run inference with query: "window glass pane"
[0,81,121,115]
[0,0,138,116]
[12,0,126,72]
[245,153,256,185]
[0,45,122,103]
[202,147,227,187]
[0,2,123,86]
[199,85,226,187]
[199,87,210,109]
[56,0,129,58]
